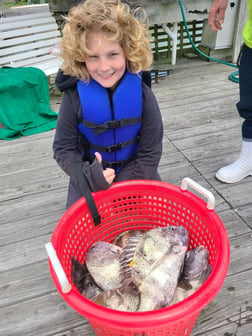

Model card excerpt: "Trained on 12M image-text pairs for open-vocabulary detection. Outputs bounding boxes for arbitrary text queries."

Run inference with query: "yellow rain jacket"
[243,0,252,48]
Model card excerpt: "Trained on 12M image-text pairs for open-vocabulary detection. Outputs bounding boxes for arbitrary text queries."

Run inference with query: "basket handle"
[180,177,215,210]
[45,242,72,294]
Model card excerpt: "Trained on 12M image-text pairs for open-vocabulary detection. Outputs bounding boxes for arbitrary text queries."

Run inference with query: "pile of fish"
[71,226,212,312]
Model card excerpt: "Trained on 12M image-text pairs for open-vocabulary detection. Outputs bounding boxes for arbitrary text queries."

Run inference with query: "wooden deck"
[0,59,251,336]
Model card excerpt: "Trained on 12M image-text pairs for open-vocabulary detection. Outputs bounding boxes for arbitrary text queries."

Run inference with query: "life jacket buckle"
[107,119,122,129]
[105,159,128,168]
[107,143,122,152]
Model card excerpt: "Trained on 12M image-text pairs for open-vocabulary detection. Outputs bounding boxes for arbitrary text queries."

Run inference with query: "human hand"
[208,0,228,33]
[95,152,115,185]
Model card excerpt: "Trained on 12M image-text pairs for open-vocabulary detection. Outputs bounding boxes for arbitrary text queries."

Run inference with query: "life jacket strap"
[81,116,141,135]
[90,136,139,153]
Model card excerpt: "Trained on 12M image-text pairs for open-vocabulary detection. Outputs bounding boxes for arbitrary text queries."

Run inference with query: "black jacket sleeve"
[115,83,163,181]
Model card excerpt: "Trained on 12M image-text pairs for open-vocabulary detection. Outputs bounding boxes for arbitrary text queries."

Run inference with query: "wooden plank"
[154,69,238,90]
[0,292,91,336]
[215,180,252,211]
[0,16,57,31]
[0,167,67,203]
[1,47,59,65]
[0,234,52,273]
[215,208,251,238]
[0,128,55,147]
[1,37,61,57]
[53,324,97,336]
[0,138,55,172]
[0,12,51,24]
[192,268,252,335]
[0,209,65,246]
[0,260,55,308]
[39,60,63,76]
[227,231,252,276]
[0,132,54,153]
[152,58,236,74]
[1,31,61,48]
[1,55,62,73]
[3,4,51,16]
[0,189,67,226]
[154,77,236,99]
[170,127,240,161]
[0,23,59,40]
[236,204,252,228]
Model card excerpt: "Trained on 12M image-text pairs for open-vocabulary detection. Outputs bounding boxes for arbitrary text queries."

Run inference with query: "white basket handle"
[180,177,215,210]
[45,242,72,294]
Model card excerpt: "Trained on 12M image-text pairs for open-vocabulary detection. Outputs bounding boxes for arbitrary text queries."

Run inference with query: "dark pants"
[237,44,252,139]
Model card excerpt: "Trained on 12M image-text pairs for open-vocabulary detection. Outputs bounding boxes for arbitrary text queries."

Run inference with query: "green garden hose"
[178,0,239,82]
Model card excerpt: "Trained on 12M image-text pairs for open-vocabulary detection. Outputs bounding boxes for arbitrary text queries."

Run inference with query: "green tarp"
[0,67,58,140]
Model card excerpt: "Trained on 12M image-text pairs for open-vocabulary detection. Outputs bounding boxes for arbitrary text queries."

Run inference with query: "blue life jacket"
[77,71,142,172]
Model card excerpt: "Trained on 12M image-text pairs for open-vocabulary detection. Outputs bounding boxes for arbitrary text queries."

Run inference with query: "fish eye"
[172,245,180,253]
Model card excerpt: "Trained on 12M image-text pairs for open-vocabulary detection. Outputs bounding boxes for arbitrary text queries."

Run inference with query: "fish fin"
[113,230,145,248]
[177,279,193,291]
[120,234,142,282]
[200,264,212,283]
[121,280,139,296]
[94,291,109,306]
[71,256,88,284]
[71,256,98,294]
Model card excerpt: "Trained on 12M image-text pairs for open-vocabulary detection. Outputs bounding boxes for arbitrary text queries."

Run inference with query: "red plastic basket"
[46,178,230,336]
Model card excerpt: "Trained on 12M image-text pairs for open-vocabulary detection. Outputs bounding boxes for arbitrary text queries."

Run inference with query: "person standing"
[208,0,252,183]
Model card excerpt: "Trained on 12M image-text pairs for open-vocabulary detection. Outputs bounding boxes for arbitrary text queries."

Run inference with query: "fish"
[71,256,103,301]
[85,241,123,290]
[120,226,189,283]
[94,282,140,312]
[137,243,188,311]
[120,226,189,311]
[169,245,212,305]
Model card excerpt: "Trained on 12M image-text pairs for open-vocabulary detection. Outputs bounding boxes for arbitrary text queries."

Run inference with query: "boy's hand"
[95,152,115,185]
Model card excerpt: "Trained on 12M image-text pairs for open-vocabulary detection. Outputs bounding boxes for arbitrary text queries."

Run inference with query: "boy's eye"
[88,55,98,59]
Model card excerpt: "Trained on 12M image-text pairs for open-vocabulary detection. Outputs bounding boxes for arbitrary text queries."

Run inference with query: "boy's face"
[85,31,126,89]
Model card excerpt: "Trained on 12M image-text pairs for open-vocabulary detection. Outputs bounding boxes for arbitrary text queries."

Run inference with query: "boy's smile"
[85,32,126,89]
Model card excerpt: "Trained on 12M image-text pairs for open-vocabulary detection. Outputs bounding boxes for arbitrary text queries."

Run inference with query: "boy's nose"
[99,58,110,72]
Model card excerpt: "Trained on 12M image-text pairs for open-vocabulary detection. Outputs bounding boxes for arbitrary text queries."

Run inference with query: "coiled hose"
[178,0,239,82]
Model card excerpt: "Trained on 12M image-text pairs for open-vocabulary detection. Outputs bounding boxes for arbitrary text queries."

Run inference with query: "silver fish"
[138,243,188,311]
[71,256,103,301]
[169,245,212,305]
[85,241,123,290]
[120,226,189,311]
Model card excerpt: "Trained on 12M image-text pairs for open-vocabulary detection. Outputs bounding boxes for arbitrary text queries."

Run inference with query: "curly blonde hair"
[60,0,153,81]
